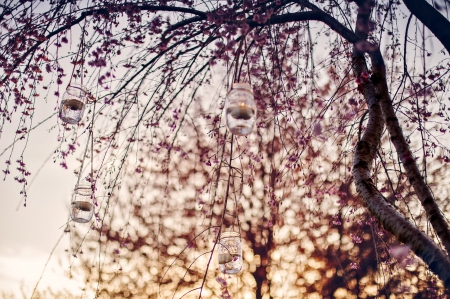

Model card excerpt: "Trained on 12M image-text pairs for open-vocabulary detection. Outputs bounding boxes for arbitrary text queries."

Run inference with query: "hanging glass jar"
[59,83,88,124]
[70,180,94,223]
[218,232,242,274]
[225,83,257,136]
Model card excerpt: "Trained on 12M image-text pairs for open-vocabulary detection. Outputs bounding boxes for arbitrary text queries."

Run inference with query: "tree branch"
[352,0,450,290]
[0,4,207,85]
[248,7,362,44]
[402,0,450,54]
[369,48,450,256]
[353,36,450,299]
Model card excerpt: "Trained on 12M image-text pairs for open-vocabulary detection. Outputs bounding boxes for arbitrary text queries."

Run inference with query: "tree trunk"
[368,49,450,255]
[352,0,450,291]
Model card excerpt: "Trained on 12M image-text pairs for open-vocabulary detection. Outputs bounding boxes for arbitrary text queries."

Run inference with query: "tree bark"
[368,49,450,256]
[352,44,450,292]
[352,0,450,291]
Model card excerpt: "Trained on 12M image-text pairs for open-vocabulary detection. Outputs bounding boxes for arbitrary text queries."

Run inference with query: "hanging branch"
[402,0,450,54]
[351,0,450,290]
[198,135,235,299]
[370,47,450,254]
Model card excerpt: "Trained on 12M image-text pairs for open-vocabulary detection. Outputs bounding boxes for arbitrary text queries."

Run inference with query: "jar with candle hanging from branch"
[70,179,94,223]
[59,83,88,124]
[218,231,242,274]
[225,83,257,136]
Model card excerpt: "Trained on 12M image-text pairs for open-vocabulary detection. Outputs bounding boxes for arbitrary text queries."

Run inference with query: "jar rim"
[220,231,240,239]
[74,181,92,189]
[231,82,252,92]
[67,83,88,91]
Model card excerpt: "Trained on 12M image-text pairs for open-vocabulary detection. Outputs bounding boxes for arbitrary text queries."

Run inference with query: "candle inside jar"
[218,253,240,264]
[63,99,84,111]
[227,103,254,120]
[72,201,93,212]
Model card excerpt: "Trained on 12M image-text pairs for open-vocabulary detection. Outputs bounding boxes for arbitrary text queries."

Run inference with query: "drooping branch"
[0,0,375,96]
[402,0,450,54]
[290,0,450,258]
[353,35,450,298]
[0,4,207,84]
[352,1,450,290]
[161,16,204,41]
[369,48,450,255]
[353,167,450,290]
[248,1,363,44]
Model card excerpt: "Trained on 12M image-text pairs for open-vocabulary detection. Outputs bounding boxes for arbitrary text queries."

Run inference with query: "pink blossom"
[361,71,370,79]
[216,276,227,287]
[350,233,362,243]
[312,123,322,136]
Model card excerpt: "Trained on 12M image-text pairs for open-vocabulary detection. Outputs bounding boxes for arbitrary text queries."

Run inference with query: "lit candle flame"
[228,105,254,120]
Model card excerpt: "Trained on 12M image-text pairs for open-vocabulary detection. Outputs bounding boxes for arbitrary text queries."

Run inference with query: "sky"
[0,2,96,296]
[0,98,92,297]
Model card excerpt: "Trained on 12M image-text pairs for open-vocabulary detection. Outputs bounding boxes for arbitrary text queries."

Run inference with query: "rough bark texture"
[353,172,450,290]
[368,49,450,256]
[352,0,450,291]
[402,0,450,54]
[352,50,450,292]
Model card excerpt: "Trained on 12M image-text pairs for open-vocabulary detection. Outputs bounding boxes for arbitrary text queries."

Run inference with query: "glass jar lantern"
[70,181,94,223]
[218,232,242,274]
[59,83,88,124]
[225,83,257,136]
